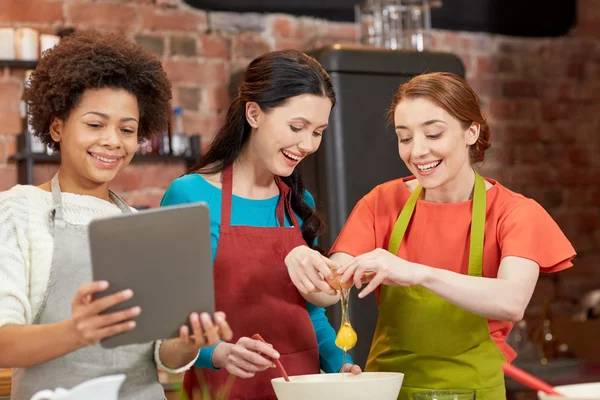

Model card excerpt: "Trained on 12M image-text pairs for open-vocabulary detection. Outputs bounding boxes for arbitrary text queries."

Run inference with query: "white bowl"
[538,382,600,400]
[271,372,404,400]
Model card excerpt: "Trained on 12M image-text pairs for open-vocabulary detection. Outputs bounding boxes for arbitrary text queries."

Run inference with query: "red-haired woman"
[285,72,576,400]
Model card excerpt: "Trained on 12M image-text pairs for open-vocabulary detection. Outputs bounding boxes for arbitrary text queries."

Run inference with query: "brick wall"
[0,0,598,312]
[0,0,359,206]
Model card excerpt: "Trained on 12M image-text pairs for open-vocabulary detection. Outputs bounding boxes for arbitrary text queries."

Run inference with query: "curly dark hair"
[24,30,172,151]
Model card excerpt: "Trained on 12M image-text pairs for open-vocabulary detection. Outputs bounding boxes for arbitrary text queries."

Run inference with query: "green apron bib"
[365,172,506,400]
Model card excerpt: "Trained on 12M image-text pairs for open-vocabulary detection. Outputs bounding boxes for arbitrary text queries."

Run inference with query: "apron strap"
[220,165,234,228]
[274,177,299,228]
[221,166,298,228]
[387,171,486,277]
[50,174,66,228]
[50,173,132,227]
[108,190,133,214]
[388,183,422,256]
[468,171,486,277]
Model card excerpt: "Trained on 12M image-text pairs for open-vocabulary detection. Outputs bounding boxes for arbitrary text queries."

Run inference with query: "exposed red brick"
[455,53,473,73]
[442,31,459,48]
[198,34,229,59]
[0,110,22,135]
[155,0,180,7]
[468,78,502,98]
[65,2,137,29]
[568,62,586,80]
[567,148,589,167]
[497,37,542,54]
[0,0,63,23]
[0,81,22,109]
[0,134,17,162]
[183,112,225,138]
[120,189,167,209]
[584,63,600,80]
[110,164,144,191]
[502,80,538,98]
[486,99,539,121]
[138,164,186,189]
[202,85,230,114]
[230,59,253,75]
[565,187,594,207]
[177,87,201,111]
[0,164,17,190]
[273,37,306,51]
[139,7,207,31]
[33,164,60,186]
[329,22,358,41]
[163,59,228,86]
[232,32,270,60]
[540,102,575,122]
[270,15,298,38]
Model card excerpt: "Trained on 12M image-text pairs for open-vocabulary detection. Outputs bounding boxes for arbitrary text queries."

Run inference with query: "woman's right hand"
[285,245,339,295]
[70,280,140,346]
[214,337,280,379]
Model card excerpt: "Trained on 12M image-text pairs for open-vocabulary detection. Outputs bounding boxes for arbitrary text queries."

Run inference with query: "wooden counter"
[0,369,182,399]
[0,369,10,397]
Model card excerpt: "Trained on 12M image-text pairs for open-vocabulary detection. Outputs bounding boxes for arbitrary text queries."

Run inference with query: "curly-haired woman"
[0,31,232,400]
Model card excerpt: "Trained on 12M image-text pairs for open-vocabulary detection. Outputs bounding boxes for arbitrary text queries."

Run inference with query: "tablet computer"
[89,202,214,349]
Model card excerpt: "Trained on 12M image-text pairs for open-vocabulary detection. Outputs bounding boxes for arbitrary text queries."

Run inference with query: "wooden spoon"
[252,333,290,382]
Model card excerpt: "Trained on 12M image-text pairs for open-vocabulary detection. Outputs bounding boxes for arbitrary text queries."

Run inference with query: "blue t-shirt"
[160,173,350,373]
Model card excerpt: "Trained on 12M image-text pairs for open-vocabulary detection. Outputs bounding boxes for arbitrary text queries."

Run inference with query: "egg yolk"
[335,323,358,351]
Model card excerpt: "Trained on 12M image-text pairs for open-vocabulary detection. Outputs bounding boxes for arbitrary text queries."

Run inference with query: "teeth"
[91,153,119,163]
[282,150,301,161]
[417,161,441,171]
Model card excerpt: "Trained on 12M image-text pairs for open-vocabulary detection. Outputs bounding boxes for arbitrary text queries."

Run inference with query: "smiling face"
[246,93,333,177]
[50,88,140,187]
[394,97,479,192]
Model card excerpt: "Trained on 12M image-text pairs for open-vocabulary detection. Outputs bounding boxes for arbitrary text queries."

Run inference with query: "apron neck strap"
[50,174,65,222]
[387,171,486,277]
[274,177,299,227]
[220,166,297,228]
[109,191,133,214]
[50,174,132,222]
[468,171,486,277]
[220,165,234,227]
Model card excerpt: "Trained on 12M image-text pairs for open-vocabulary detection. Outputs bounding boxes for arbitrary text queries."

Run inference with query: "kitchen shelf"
[0,59,38,69]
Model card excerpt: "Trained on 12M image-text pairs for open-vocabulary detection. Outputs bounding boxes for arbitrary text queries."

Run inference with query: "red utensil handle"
[252,333,290,382]
[503,363,563,396]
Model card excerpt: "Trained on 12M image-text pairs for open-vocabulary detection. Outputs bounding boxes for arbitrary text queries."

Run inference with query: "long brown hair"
[192,50,335,248]
[389,72,491,163]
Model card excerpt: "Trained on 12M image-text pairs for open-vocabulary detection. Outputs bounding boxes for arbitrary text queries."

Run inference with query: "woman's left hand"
[173,311,233,350]
[338,249,429,298]
[340,363,362,375]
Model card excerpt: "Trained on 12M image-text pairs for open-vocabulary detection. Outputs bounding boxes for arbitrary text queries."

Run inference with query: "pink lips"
[414,160,442,176]
[88,151,124,169]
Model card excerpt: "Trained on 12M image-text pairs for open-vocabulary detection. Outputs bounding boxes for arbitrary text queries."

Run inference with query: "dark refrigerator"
[301,45,465,369]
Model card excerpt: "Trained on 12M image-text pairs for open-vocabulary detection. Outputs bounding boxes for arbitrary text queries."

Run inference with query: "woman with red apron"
[162,50,360,400]
[295,72,575,400]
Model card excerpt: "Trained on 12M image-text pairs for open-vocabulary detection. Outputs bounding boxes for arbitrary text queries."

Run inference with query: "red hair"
[389,72,491,163]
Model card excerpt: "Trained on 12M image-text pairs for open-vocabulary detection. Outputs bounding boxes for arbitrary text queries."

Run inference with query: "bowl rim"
[412,389,476,396]
[271,371,405,384]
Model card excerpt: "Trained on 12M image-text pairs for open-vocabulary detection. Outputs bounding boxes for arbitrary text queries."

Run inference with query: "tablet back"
[89,202,214,348]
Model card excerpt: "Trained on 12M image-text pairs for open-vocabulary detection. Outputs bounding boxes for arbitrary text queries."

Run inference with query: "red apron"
[183,166,320,400]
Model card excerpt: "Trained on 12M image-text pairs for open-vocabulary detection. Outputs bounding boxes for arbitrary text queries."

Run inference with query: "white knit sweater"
[0,184,195,373]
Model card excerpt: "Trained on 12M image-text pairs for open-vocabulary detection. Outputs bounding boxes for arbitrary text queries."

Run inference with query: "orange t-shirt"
[330,176,576,362]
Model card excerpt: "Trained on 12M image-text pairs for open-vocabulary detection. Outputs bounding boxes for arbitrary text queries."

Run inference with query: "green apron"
[365,172,506,400]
